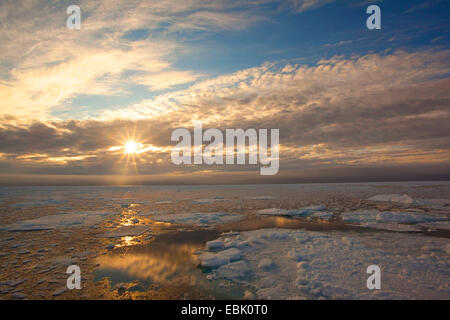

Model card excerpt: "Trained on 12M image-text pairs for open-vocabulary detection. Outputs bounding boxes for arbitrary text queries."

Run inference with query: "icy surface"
[12,199,66,207]
[151,212,244,227]
[343,209,447,224]
[342,209,449,232]
[368,194,450,209]
[198,228,450,299]
[5,211,115,231]
[248,196,276,200]
[199,248,242,267]
[311,211,334,220]
[418,221,450,230]
[368,194,416,204]
[257,205,327,217]
[354,222,422,232]
[192,198,226,204]
[417,199,450,209]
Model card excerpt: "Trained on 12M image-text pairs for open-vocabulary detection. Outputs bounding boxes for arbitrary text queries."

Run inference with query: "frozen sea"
[0,182,449,299]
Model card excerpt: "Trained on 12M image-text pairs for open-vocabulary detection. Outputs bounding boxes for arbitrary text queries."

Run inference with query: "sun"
[124,141,139,154]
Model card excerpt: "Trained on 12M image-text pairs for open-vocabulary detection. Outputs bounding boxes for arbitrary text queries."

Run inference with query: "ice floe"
[197,228,450,299]
[257,205,328,217]
[418,220,450,230]
[368,195,450,209]
[199,248,242,267]
[258,258,274,270]
[151,212,244,227]
[248,196,276,200]
[12,199,66,208]
[417,199,450,209]
[311,211,333,220]
[12,292,27,299]
[368,194,416,204]
[343,209,446,224]
[342,209,448,232]
[5,211,115,231]
[192,198,226,204]
[354,222,422,232]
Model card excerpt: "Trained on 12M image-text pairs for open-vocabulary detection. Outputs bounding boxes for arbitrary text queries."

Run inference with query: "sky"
[0,0,449,185]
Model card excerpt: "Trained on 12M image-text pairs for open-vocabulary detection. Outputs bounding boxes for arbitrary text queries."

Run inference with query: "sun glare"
[124,141,138,154]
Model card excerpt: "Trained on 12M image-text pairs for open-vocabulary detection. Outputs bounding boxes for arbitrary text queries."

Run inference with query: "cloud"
[0,1,449,183]
[283,0,335,12]
[0,0,270,120]
[133,70,202,91]
[405,0,444,13]
[0,49,449,181]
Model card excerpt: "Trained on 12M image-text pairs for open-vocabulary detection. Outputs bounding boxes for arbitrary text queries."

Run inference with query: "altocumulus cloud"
[0,49,449,183]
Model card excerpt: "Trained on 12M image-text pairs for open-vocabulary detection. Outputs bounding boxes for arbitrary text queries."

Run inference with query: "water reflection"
[94,230,242,298]
[116,236,140,247]
[217,215,354,233]
[94,215,367,298]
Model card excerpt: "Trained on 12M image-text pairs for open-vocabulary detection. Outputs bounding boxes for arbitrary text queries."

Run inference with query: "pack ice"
[4,211,115,231]
[151,212,244,227]
[197,228,450,299]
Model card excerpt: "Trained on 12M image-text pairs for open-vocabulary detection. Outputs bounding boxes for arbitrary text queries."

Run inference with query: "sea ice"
[206,240,225,250]
[12,199,66,208]
[355,222,422,232]
[367,194,415,204]
[151,212,244,227]
[52,287,67,296]
[213,260,252,280]
[258,258,274,270]
[192,198,226,204]
[257,205,327,217]
[342,209,447,224]
[6,211,115,231]
[416,199,450,209]
[199,248,242,267]
[368,195,450,209]
[197,228,450,299]
[12,292,27,299]
[418,221,450,230]
[311,211,334,220]
[248,196,276,200]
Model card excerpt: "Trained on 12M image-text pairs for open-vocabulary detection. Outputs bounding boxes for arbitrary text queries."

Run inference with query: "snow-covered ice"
[5,211,115,231]
[248,196,276,200]
[12,199,66,208]
[368,195,450,209]
[368,194,416,204]
[197,228,450,299]
[342,209,449,232]
[199,248,242,267]
[257,205,327,217]
[206,240,225,250]
[418,220,450,230]
[354,222,422,232]
[311,211,334,220]
[343,209,447,224]
[151,212,244,227]
[192,198,226,204]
